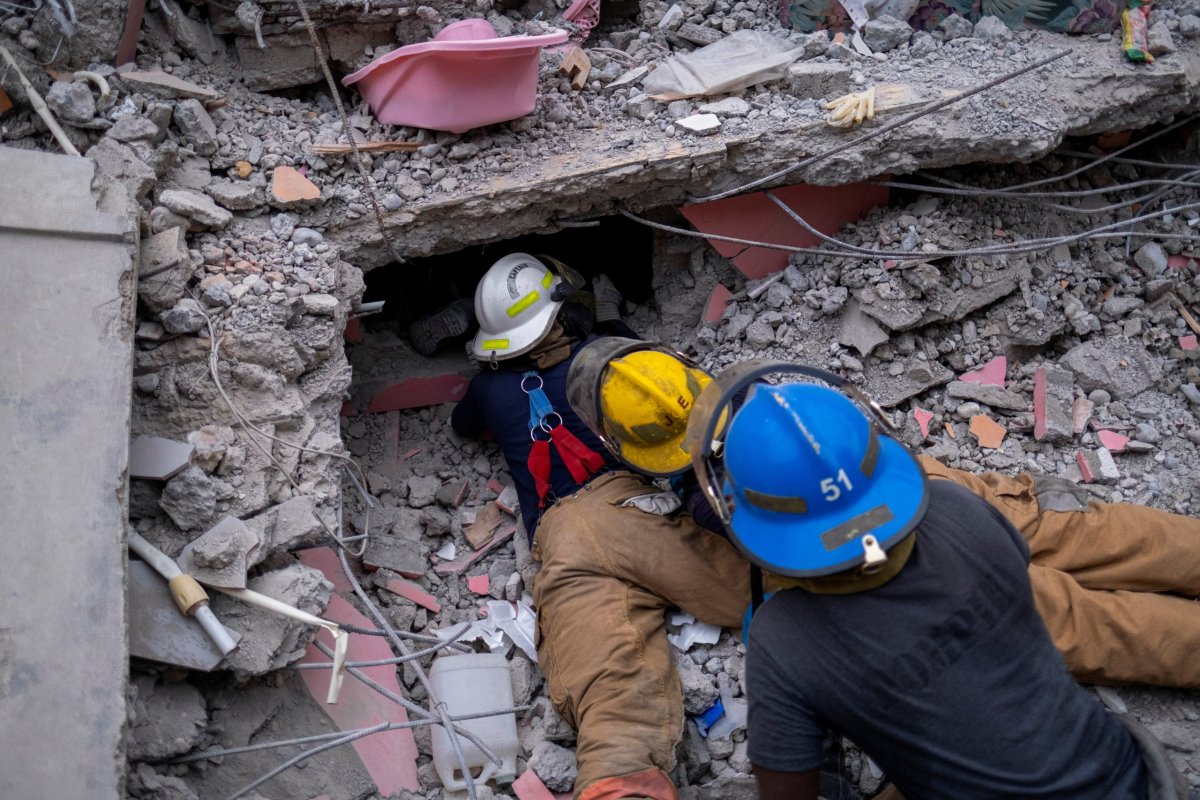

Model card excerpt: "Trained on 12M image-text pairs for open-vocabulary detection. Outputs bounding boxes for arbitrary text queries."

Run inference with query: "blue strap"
[522,371,555,431]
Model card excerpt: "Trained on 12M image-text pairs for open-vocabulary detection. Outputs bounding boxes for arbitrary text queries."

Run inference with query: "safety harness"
[522,371,606,509]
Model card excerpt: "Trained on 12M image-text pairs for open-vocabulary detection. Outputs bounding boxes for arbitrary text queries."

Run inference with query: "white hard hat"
[470,253,565,361]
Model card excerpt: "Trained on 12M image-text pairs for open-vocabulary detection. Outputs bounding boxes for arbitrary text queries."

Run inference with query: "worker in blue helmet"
[686,360,1183,800]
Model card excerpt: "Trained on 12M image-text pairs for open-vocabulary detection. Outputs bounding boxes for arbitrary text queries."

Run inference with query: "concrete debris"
[127,676,208,761]
[2,2,1196,797]
[209,562,333,677]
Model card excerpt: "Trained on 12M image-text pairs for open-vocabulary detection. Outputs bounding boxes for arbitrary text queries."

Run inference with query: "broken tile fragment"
[129,435,195,480]
[513,769,557,800]
[468,574,491,595]
[435,526,517,576]
[378,576,442,612]
[271,165,321,206]
[1097,429,1130,453]
[1071,397,1094,435]
[298,594,420,795]
[1076,448,1120,484]
[701,283,732,326]
[913,407,933,439]
[959,356,1006,387]
[465,502,506,550]
[1033,366,1074,443]
[369,375,470,412]
[969,414,1007,449]
[496,485,520,516]
[1180,334,1198,351]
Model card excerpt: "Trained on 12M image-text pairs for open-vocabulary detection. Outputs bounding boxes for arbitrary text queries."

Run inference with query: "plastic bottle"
[430,652,519,790]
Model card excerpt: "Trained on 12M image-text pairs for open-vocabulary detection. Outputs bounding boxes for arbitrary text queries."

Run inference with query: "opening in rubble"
[358,214,654,345]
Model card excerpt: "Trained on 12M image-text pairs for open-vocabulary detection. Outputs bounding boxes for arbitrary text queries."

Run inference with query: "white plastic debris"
[675,113,721,135]
[487,600,538,663]
[669,610,696,627]
[643,30,803,99]
[704,674,747,739]
[668,620,722,651]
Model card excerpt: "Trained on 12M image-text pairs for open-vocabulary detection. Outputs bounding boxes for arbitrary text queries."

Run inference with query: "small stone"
[45,80,95,124]
[205,180,260,211]
[862,15,912,52]
[676,113,721,135]
[108,115,161,142]
[938,13,974,40]
[1133,423,1161,444]
[301,293,339,316]
[1088,389,1111,406]
[1179,14,1200,37]
[160,298,207,334]
[528,741,579,793]
[234,160,254,178]
[1134,242,1169,275]
[1147,22,1176,56]
[972,15,1011,41]
[159,465,217,529]
[172,99,218,156]
[698,97,751,116]
[291,227,324,247]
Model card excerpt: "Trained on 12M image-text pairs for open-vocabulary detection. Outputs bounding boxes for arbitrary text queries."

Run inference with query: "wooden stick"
[309,141,420,155]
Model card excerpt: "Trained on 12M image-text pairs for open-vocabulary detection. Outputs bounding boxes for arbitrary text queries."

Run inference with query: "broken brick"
[486,479,506,496]
[297,547,355,595]
[1168,254,1194,271]
[467,574,491,595]
[378,576,442,612]
[958,356,1006,387]
[913,407,933,439]
[271,165,321,205]
[513,770,558,800]
[1076,448,1120,484]
[465,502,505,550]
[701,283,732,326]
[369,375,470,412]
[435,525,517,575]
[1097,429,1130,453]
[969,414,1007,450]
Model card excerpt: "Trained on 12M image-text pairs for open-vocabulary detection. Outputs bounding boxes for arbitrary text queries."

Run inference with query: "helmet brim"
[470,298,563,360]
[724,434,929,578]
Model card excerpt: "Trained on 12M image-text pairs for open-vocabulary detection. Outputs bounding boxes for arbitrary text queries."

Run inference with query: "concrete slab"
[0,145,135,799]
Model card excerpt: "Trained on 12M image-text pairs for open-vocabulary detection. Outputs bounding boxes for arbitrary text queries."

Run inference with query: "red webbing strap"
[528,438,552,508]
[550,425,607,484]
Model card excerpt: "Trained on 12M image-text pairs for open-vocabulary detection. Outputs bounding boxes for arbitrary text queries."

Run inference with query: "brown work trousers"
[533,465,1200,797]
[532,472,751,798]
[920,456,1200,687]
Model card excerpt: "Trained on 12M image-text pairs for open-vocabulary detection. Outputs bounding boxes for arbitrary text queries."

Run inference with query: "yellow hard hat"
[599,349,713,477]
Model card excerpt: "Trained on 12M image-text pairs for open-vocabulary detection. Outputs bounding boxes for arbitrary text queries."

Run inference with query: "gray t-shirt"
[746,480,1147,799]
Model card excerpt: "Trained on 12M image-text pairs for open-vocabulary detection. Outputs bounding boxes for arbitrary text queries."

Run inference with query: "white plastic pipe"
[128,532,239,656]
[214,586,349,704]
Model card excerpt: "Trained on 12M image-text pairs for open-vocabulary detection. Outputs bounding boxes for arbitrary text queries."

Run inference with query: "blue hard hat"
[722,382,928,578]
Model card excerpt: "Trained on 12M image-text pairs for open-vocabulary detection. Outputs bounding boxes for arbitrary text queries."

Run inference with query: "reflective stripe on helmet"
[480,338,511,350]
[506,291,540,318]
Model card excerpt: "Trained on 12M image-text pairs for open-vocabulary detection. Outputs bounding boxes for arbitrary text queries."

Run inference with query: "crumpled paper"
[643,30,803,100]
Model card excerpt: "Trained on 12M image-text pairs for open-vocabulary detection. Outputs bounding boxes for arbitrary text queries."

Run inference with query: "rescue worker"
[449,254,750,799]
[574,338,1200,690]
[684,362,1184,799]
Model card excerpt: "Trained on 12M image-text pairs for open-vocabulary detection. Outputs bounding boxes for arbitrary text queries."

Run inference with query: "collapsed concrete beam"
[330,35,1200,267]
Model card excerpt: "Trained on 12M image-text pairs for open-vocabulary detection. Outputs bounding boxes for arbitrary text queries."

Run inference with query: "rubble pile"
[2,0,1200,797]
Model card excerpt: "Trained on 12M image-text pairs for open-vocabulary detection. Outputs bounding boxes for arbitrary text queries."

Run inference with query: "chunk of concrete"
[838,299,889,357]
[1076,448,1119,484]
[127,676,208,760]
[364,533,428,578]
[138,226,193,312]
[1060,339,1163,399]
[173,98,218,156]
[160,465,217,530]
[129,434,195,480]
[1033,366,1074,443]
[177,516,261,588]
[159,188,233,229]
[235,31,323,90]
[786,61,852,100]
[946,380,1027,412]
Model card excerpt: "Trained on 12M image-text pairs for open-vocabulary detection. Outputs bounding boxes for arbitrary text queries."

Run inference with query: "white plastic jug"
[430,652,519,790]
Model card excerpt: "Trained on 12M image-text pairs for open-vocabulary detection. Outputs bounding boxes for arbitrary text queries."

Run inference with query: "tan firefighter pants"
[532,464,1200,796]
[532,471,751,798]
[920,456,1200,687]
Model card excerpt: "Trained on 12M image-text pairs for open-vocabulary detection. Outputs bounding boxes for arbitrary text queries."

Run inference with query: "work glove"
[621,491,682,516]
[825,86,875,128]
[592,273,623,323]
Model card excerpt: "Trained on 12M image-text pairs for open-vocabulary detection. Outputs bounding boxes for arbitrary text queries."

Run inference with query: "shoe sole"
[409,306,471,356]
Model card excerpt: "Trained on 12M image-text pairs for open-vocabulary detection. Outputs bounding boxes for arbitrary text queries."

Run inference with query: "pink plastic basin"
[343,20,568,134]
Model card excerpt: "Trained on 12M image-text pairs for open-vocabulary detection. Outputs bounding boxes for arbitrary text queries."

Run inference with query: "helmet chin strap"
[764,532,917,596]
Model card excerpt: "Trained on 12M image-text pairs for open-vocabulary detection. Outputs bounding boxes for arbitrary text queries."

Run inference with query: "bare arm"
[753,764,821,800]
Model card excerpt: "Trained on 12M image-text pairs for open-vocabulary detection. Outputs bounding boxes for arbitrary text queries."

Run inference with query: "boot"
[408,298,476,356]
[577,767,676,800]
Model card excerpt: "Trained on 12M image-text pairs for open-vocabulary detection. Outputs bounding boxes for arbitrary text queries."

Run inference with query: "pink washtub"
[343,19,568,134]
